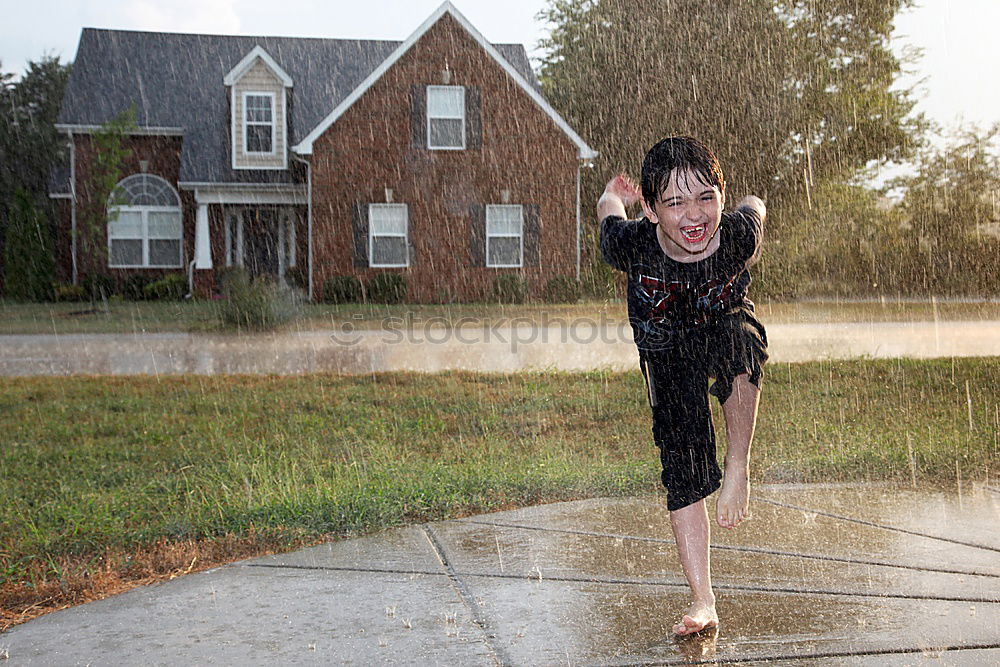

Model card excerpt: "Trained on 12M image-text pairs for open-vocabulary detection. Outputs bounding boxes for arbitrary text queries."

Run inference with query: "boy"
[597,136,767,636]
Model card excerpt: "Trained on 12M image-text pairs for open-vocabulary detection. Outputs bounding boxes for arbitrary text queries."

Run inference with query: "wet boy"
[597,136,767,635]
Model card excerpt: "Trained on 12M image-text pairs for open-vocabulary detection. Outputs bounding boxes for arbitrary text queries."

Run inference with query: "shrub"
[492,274,527,304]
[367,273,407,304]
[83,274,115,301]
[144,274,187,300]
[4,188,54,301]
[216,268,300,330]
[285,266,308,291]
[53,283,87,302]
[122,274,154,300]
[323,275,363,304]
[544,276,582,303]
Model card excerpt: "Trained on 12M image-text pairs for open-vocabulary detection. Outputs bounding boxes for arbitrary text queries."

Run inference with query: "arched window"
[107,174,183,268]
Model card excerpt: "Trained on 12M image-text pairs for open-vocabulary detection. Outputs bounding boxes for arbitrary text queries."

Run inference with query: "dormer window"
[244,93,275,154]
[427,85,465,150]
[224,46,292,170]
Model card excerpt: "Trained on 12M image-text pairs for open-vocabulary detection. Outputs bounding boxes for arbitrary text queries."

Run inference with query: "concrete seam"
[241,563,1000,604]
[589,641,1000,666]
[756,498,1000,554]
[462,519,1000,579]
[421,524,514,667]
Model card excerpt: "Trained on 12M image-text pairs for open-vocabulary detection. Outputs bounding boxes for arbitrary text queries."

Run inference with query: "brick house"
[50,2,597,302]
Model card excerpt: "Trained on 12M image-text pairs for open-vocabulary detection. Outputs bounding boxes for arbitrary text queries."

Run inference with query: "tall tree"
[4,187,54,301]
[537,0,923,296]
[0,57,71,294]
[891,125,1000,295]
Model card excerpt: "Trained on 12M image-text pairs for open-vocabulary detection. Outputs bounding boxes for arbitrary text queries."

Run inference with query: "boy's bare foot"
[672,599,719,636]
[716,470,749,529]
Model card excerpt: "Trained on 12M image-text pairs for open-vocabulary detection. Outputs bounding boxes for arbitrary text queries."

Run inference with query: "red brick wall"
[62,134,191,286]
[310,13,581,302]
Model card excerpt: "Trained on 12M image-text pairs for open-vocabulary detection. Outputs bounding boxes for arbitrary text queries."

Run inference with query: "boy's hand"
[597,174,642,221]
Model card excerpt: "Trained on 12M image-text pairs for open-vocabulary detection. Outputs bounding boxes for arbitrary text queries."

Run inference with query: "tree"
[0,56,71,294]
[4,187,55,300]
[537,0,924,297]
[77,108,136,282]
[891,125,1000,295]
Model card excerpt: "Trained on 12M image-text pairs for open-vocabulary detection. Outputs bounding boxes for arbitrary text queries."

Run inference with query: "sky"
[2,0,998,134]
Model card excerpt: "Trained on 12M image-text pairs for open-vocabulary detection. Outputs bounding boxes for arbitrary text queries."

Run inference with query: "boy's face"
[642,168,724,259]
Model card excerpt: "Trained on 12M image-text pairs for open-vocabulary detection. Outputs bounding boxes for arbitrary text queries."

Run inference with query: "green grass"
[3,297,1000,335]
[2,358,998,597]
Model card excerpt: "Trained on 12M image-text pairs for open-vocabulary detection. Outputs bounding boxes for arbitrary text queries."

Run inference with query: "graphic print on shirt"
[636,268,749,327]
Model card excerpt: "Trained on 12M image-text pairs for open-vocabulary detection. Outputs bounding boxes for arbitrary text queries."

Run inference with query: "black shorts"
[639,313,767,511]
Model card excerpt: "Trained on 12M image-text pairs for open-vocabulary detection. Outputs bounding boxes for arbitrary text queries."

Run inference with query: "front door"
[224,207,298,282]
[243,208,280,278]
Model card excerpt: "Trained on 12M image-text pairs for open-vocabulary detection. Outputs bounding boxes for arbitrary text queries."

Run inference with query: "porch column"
[195,203,212,269]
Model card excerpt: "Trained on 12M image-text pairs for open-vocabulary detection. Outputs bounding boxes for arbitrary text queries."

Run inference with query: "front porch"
[188,184,309,297]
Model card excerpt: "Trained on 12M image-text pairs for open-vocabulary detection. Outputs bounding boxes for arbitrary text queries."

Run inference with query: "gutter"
[290,154,313,301]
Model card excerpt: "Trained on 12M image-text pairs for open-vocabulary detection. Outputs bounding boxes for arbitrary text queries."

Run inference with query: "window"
[244,92,275,154]
[107,174,183,268]
[427,85,465,150]
[486,205,523,268]
[369,204,408,268]
[224,210,243,267]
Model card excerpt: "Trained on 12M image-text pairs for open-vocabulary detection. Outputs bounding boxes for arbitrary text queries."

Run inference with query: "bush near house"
[367,273,407,304]
[82,273,115,301]
[52,283,87,302]
[544,276,581,304]
[216,267,298,330]
[122,275,155,300]
[322,275,363,304]
[144,274,187,300]
[492,274,527,304]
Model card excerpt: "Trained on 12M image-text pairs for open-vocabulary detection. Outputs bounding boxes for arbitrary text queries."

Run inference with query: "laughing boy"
[598,136,767,635]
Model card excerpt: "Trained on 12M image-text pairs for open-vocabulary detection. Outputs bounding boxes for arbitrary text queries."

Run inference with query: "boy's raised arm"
[598,175,643,272]
[597,174,642,222]
[735,195,766,221]
[734,195,766,265]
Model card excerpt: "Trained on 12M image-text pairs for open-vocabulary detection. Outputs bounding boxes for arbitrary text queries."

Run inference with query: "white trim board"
[224,45,294,87]
[292,1,597,160]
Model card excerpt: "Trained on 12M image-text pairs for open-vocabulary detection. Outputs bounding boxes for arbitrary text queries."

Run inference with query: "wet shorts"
[638,312,768,511]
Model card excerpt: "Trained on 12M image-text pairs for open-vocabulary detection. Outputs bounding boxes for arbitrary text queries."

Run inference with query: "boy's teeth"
[682,226,704,240]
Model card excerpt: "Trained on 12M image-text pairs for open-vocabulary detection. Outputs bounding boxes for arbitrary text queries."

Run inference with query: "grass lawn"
[3,297,1000,335]
[2,357,998,629]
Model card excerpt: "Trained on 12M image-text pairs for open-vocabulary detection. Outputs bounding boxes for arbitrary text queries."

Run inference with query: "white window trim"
[243,91,277,156]
[486,204,524,268]
[107,205,184,269]
[369,203,409,268]
[426,85,465,151]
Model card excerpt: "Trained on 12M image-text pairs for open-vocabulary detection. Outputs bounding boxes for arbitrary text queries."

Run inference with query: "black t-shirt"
[600,206,763,352]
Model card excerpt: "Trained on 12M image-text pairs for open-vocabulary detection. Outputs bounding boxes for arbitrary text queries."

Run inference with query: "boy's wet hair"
[641,136,725,207]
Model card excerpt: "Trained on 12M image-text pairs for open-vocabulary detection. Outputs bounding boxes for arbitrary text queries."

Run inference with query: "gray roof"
[57,28,539,185]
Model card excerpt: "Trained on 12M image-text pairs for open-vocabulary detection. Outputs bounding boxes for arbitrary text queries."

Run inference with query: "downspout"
[576,161,582,282]
[291,154,313,301]
[68,130,78,285]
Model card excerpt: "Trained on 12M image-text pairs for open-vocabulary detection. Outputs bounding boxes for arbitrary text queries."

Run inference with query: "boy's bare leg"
[717,373,760,529]
[670,499,719,635]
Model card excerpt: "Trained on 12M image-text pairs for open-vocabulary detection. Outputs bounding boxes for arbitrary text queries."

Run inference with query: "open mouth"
[680,225,707,244]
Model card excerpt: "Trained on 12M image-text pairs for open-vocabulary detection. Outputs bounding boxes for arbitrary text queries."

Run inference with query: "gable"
[293,1,596,160]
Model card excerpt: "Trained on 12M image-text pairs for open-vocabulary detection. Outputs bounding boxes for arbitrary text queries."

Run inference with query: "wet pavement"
[3,483,999,665]
[3,319,1000,375]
